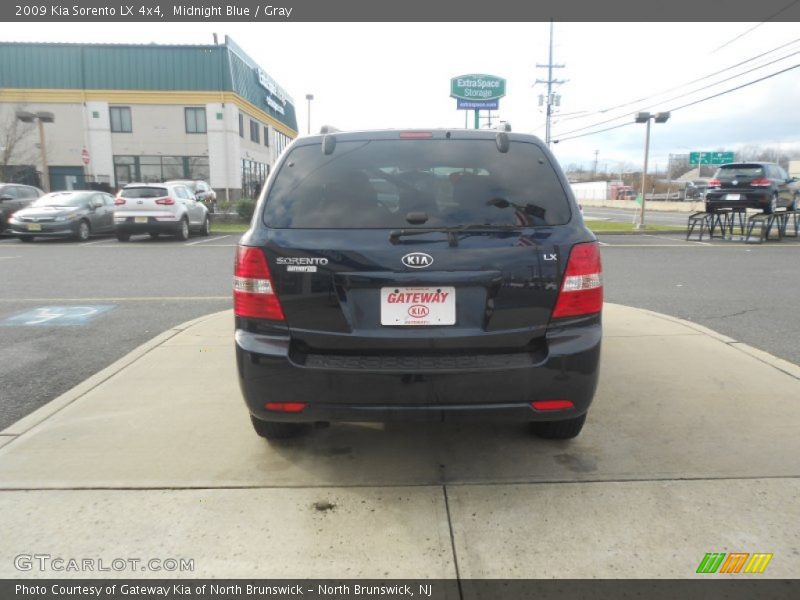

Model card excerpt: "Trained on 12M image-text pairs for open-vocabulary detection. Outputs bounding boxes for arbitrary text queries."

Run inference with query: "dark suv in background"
[0,183,44,232]
[705,162,799,214]
[234,129,603,441]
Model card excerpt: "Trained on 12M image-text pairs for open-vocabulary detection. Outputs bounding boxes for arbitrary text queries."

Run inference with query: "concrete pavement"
[1,305,799,579]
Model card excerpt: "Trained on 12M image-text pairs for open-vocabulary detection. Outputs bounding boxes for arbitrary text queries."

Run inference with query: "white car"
[114,182,210,241]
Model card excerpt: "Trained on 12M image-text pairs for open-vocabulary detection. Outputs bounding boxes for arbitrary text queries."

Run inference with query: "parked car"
[0,183,44,232]
[165,179,217,212]
[705,163,799,214]
[114,182,210,241]
[235,128,603,441]
[683,179,709,201]
[7,191,115,242]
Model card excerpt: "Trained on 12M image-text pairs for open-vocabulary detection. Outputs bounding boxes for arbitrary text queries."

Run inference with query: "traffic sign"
[689,151,734,166]
[81,148,90,165]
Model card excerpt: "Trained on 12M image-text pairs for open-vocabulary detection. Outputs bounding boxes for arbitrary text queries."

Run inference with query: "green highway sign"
[450,74,506,102]
[689,151,735,165]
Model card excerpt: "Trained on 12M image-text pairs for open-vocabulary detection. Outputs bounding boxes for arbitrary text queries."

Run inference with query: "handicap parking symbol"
[1,305,115,327]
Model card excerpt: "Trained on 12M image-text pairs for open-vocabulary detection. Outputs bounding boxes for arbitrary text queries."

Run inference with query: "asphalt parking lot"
[1,230,800,430]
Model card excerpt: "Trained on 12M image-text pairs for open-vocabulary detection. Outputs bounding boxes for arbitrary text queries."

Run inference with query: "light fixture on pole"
[634,111,670,230]
[16,110,55,192]
[305,94,314,135]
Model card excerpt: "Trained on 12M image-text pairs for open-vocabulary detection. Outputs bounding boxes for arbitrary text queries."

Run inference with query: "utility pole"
[535,19,566,146]
[592,150,599,177]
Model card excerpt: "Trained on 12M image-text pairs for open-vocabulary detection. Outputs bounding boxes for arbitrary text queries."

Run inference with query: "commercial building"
[0,37,297,200]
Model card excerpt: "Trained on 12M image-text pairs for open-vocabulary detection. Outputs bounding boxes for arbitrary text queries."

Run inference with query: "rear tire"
[116,232,131,242]
[19,236,34,243]
[74,220,90,242]
[250,416,304,440]
[765,193,778,215]
[200,216,210,236]
[530,413,587,440]
[176,218,190,241]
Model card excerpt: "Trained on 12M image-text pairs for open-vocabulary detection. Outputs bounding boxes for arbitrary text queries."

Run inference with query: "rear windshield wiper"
[389,224,524,247]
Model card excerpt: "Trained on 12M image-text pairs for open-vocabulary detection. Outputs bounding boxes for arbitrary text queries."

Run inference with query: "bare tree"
[0,107,36,182]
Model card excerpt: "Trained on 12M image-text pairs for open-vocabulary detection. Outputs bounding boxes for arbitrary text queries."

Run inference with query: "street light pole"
[16,110,55,192]
[634,111,670,230]
[305,94,314,135]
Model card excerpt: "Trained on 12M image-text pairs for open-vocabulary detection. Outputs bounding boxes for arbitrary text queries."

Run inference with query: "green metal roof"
[0,39,297,132]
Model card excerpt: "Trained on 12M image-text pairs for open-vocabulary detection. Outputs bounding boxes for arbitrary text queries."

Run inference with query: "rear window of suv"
[715,164,764,178]
[263,139,572,228]
[121,186,168,198]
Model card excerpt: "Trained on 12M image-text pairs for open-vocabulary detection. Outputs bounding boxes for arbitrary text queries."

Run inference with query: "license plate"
[27,223,42,231]
[134,216,148,223]
[381,286,456,326]
[725,194,741,201]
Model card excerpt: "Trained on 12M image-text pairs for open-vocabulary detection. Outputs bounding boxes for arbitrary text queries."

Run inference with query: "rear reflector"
[265,402,307,413]
[552,241,603,319]
[531,400,574,411]
[399,131,433,139]
[234,246,285,320]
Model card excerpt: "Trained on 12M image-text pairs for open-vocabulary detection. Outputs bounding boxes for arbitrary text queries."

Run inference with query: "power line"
[712,0,800,53]
[555,37,800,126]
[553,50,798,138]
[553,63,800,143]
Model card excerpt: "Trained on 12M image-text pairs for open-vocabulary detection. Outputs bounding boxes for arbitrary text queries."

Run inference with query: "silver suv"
[114,182,210,241]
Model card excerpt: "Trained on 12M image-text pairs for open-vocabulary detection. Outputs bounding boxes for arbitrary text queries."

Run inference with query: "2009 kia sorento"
[234,128,602,441]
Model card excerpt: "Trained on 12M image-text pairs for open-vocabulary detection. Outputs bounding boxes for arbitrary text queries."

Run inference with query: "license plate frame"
[380,286,456,326]
[134,216,148,224]
[725,193,741,201]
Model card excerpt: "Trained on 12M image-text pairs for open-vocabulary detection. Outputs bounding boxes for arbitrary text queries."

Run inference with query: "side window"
[103,194,115,206]
[238,114,244,138]
[185,108,207,134]
[2,186,18,198]
[778,167,789,180]
[20,187,36,198]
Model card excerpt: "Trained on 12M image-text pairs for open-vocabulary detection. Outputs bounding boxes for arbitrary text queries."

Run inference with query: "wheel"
[19,236,34,243]
[200,216,210,236]
[149,232,160,240]
[176,218,190,241]
[530,413,587,440]
[250,416,304,440]
[116,232,131,242]
[74,220,90,242]
[765,193,778,215]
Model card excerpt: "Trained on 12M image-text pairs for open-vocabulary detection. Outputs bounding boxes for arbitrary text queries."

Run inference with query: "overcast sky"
[3,22,799,173]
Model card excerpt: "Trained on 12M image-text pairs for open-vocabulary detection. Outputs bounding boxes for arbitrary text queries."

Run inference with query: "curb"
[0,309,232,438]
[627,305,800,381]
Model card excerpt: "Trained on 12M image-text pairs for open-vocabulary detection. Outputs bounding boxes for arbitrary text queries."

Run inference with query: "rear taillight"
[234,246,284,320]
[708,179,721,188]
[155,197,175,205]
[114,197,125,205]
[750,178,771,187]
[552,241,603,319]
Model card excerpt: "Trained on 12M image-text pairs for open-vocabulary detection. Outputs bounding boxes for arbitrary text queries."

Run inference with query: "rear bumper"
[235,317,602,423]
[115,217,182,233]
[705,191,771,211]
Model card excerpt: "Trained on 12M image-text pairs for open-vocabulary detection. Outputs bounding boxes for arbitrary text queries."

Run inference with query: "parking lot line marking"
[0,256,21,260]
[0,296,230,303]
[79,239,113,246]
[185,235,230,246]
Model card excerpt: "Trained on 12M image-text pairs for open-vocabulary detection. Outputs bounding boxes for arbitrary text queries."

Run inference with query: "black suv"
[705,162,799,214]
[234,129,602,440]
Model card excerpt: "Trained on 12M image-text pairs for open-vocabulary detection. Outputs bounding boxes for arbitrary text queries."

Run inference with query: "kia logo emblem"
[402,252,433,268]
[408,305,430,318]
